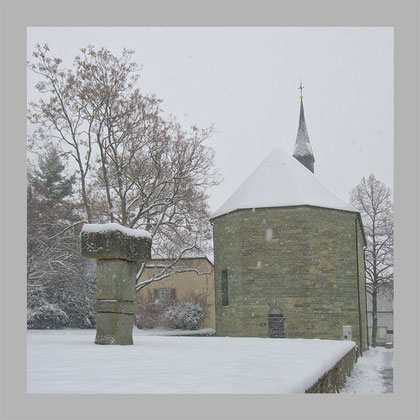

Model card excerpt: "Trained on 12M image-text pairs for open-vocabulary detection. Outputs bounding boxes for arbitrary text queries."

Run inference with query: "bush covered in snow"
[135,290,207,330]
[135,301,162,329]
[135,290,171,329]
[27,252,96,330]
[27,302,70,329]
[163,300,205,330]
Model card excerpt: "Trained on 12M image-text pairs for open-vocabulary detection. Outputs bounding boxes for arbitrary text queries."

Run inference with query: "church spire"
[293,81,315,173]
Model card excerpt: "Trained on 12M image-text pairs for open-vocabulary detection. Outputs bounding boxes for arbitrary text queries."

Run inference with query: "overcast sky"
[27,27,393,214]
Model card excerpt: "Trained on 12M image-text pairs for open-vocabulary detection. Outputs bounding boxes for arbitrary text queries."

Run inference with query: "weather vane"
[298,79,304,99]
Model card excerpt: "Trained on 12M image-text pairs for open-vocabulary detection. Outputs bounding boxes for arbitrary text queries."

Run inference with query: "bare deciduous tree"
[350,174,393,347]
[28,44,221,294]
[28,44,94,221]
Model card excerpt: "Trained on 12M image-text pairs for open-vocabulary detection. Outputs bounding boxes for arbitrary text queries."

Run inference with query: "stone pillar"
[81,223,152,345]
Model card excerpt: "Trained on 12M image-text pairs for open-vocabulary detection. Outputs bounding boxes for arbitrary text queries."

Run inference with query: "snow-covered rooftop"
[211,147,357,219]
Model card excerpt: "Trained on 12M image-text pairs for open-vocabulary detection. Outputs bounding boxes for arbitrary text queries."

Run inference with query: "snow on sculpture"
[81,223,151,345]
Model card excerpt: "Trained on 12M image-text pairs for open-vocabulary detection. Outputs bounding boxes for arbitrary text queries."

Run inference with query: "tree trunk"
[79,166,92,223]
[97,137,115,223]
[371,290,378,347]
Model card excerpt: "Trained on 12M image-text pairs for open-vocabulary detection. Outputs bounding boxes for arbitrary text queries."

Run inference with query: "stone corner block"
[81,223,151,262]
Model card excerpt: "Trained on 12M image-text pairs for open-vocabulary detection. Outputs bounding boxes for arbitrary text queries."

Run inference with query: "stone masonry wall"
[305,346,356,393]
[213,206,368,351]
[213,211,245,336]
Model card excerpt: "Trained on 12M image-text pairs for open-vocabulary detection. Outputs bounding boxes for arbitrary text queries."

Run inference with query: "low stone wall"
[305,346,356,393]
[166,330,216,337]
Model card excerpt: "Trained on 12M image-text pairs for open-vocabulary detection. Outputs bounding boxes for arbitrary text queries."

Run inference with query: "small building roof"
[148,256,214,266]
[210,147,357,220]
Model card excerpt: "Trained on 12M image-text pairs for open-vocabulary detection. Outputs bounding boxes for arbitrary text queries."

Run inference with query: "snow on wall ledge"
[306,346,356,393]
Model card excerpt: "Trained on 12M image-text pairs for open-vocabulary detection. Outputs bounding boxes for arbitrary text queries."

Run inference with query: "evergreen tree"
[27,147,95,329]
[32,146,75,202]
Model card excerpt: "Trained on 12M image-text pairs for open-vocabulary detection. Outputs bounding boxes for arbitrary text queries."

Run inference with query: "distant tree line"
[27,44,221,329]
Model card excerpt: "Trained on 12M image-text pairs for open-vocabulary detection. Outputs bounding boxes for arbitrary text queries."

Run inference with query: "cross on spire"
[293,79,314,173]
[298,80,304,99]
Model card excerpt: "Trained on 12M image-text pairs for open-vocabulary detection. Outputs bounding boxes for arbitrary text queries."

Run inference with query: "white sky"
[27,27,394,214]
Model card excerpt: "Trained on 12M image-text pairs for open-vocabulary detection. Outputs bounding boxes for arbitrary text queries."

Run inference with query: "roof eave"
[210,204,362,223]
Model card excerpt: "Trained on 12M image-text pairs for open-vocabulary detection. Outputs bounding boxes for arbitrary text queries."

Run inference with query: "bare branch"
[46,220,87,240]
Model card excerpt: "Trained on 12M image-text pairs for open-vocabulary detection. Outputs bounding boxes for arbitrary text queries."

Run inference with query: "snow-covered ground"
[341,346,393,393]
[27,328,356,394]
[131,327,216,336]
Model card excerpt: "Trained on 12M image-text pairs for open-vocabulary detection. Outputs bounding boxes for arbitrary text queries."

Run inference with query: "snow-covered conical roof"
[293,97,315,174]
[210,147,357,220]
[293,98,314,159]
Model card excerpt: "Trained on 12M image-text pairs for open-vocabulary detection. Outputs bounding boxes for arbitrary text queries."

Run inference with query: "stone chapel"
[210,87,369,352]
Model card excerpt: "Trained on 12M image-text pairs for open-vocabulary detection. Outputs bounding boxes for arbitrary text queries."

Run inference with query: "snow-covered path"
[341,346,394,393]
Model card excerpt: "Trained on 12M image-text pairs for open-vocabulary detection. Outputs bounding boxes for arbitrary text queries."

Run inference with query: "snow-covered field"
[27,328,356,394]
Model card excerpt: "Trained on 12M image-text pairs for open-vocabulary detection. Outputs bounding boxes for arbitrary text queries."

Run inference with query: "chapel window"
[153,288,176,301]
[221,269,229,306]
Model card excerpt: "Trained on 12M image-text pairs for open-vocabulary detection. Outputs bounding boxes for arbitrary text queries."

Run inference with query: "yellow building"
[136,257,216,329]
